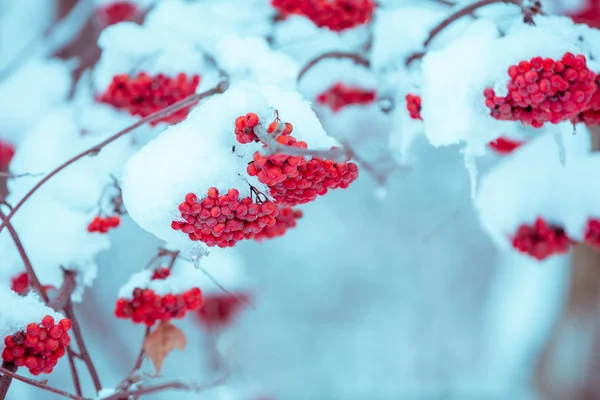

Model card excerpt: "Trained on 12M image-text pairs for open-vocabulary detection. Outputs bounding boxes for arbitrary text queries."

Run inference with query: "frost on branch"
[122,83,344,253]
[475,124,597,260]
[420,16,597,154]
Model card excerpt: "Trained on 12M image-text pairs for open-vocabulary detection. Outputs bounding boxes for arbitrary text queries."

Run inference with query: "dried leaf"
[143,321,187,375]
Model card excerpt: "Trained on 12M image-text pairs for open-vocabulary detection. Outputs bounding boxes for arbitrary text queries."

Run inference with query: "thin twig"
[166,251,180,271]
[103,372,230,400]
[116,327,151,391]
[0,365,88,400]
[64,302,102,392]
[65,348,83,397]
[0,362,16,400]
[49,268,77,311]
[0,171,46,179]
[297,51,370,81]
[0,207,49,302]
[0,81,230,234]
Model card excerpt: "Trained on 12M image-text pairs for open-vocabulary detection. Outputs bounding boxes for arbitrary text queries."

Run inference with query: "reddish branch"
[0,363,88,400]
[0,207,49,302]
[0,362,16,400]
[64,301,102,392]
[297,51,370,81]
[0,81,230,234]
[116,327,151,391]
[65,347,83,397]
[49,268,77,311]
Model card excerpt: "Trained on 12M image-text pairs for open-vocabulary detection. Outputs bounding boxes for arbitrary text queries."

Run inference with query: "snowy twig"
[116,327,151,391]
[102,371,230,400]
[64,301,102,392]
[0,363,88,400]
[0,81,231,234]
[297,51,370,81]
[405,0,533,66]
[0,207,49,302]
[253,125,350,162]
[49,268,77,311]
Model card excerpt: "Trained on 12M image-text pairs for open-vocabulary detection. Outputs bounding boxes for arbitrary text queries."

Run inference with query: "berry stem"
[0,363,87,400]
[116,327,150,391]
[0,80,230,234]
[166,250,180,271]
[0,362,16,400]
[406,0,527,65]
[102,371,230,400]
[64,301,102,392]
[65,348,83,397]
[297,51,370,82]
[0,207,49,302]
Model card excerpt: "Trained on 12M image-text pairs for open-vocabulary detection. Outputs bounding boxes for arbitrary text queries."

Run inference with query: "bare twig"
[64,302,102,392]
[116,327,151,391]
[297,51,370,81]
[0,81,230,234]
[0,362,16,400]
[0,207,48,302]
[0,364,88,400]
[0,171,46,179]
[49,268,77,311]
[103,371,230,400]
[65,348,83,397]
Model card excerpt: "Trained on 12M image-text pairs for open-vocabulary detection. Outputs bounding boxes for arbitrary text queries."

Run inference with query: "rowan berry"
[512,218,572,260]
[406,94,422,120]
[0,139,15,169]
[254,207,303,241]
[197,293,251,329]
[87,215,120,233]
[316,83,376,112]
[271,0,374,31]
[488,137,524,155]
[96,1,139,27]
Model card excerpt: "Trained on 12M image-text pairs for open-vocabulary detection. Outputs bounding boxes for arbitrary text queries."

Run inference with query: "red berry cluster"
[0,140,15,169]
[197,293,251,329]
[97,1,138,27]
[254,206,303,241]
[584,218,600,249]
[484,53,597,128]
[151,267,171,280]
[98,73,201,125]
[316,83,376,112]
[234,113,261,144]
[488,137,524,155]
[1,316,71,375]
[243,117,359,206]
[10,272,29,296]
[87,215,120,233]
[271,0,375,31]
[171,189,280,248]
[512,218,572,260]
[573,74,600,126]
[115,275,204,326]
[406,94,422,120]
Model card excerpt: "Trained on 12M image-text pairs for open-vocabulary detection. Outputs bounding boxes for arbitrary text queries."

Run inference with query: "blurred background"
[2,0,600,399]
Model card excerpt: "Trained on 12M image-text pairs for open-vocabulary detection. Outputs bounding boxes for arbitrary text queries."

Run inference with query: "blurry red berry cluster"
[272,0,375,31]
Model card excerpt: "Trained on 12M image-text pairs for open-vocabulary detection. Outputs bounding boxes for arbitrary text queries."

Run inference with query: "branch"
[64,302,102,392]
[0,364,88,400]
[0,80,230,234]
[297,51,370,81]
[0,207,49,302]
[66,348,83,397]
[103,372,230,400]
[406,0,525,66]
[0,362,16,400]
[49,268,77,311]
[253,125,350,162]
[116,327,151,391]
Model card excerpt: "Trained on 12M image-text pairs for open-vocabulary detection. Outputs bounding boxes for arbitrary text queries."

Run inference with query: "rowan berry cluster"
[10,272,29,296]
[197,293,251,329]
[151,267,171,280]
[96,1,138,27]
[171,189,280,248]
[115,271,204,326]
[87,215,121,233]
[584,218,600,249]
[98,73,201,125]
[271,0,375,31]
[512,218,572,260]
[484,53,597,128]
[242,117,359,206]
[254,206,303,241]
[0,139,15,169]
[316,83,376,112]
[488,137,524,155]
[1,316,72,375]
[406,94,422,120]
[573,74,600,126]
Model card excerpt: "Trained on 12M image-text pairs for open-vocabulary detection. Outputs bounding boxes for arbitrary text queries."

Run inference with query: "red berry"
[512,218,572,260]
[272,0,375,31]
[58,319,72,332]
[10,272,30,296]
[96,1,138,27]
[316,83,376,112]
[41,316,55,329]
[488,137,524,155]
[0,139,15,169]
[406,94,422,120]
[26,323,40,337]
[254,206,303,241]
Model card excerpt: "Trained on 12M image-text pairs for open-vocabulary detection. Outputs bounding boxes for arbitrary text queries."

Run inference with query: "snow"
[195,247,249,295]
[122,82,337,253]
[0,287,64,338]
[475,123,594,248]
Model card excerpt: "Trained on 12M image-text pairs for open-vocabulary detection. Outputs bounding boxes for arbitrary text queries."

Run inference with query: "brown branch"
[66,348,83,397]
[0,80,230,234]
[64,301,102,392]
[0,362,16,400]
[0,364,88,400]
[0,208,49,302]
[406,0,524,66]
[165,251,180,271]
[297,51,370,81]
[0,171,46,179]
[103,371,230,400]
[116,327,151,391]
[49,268,77,311]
